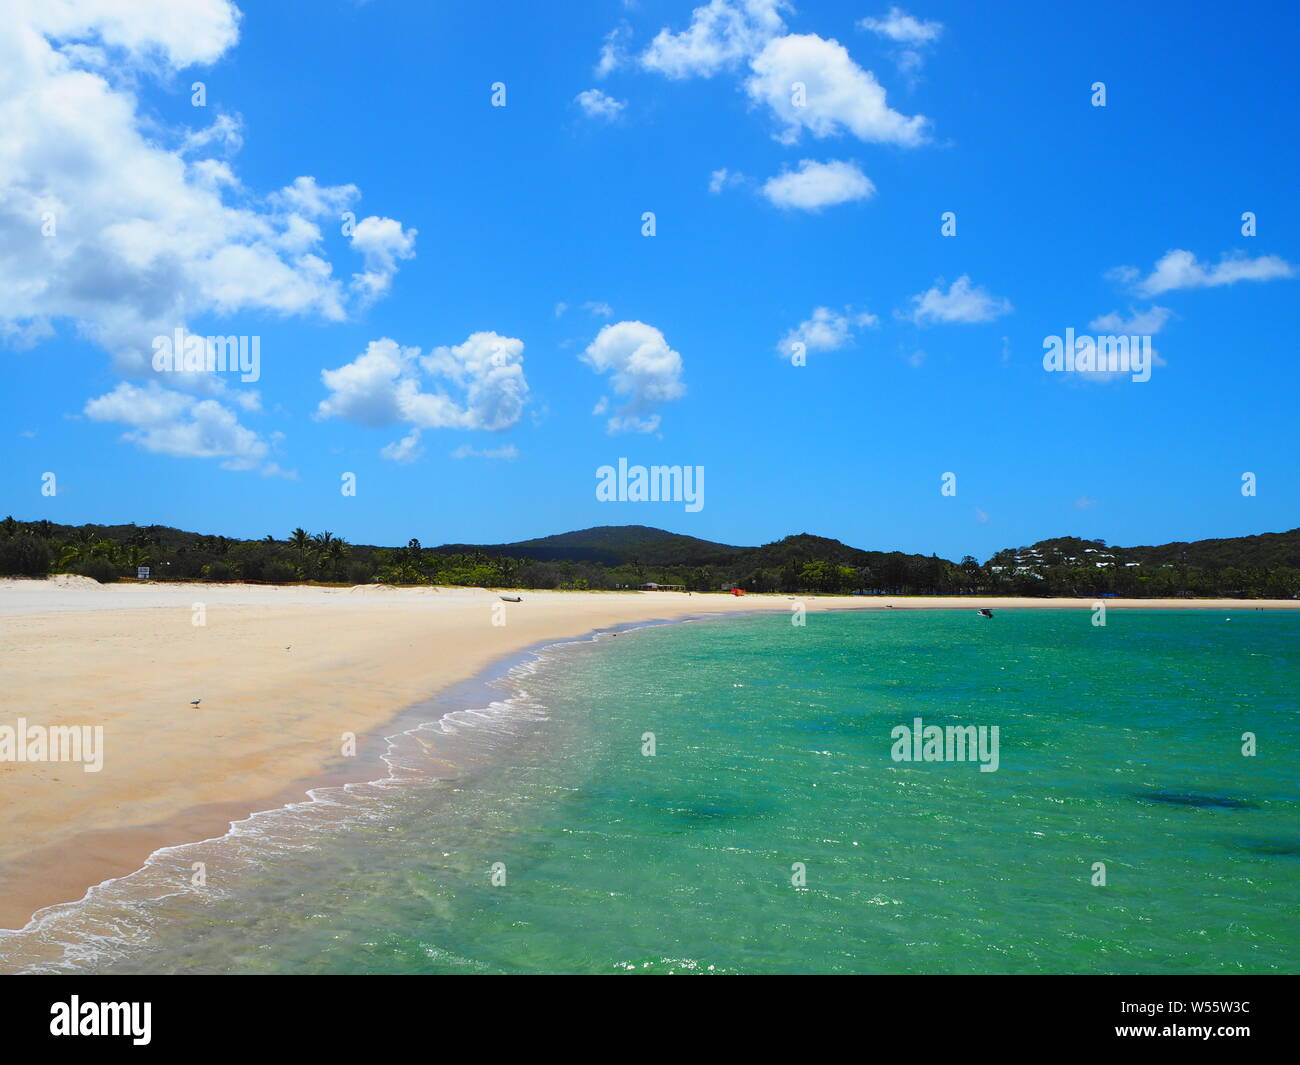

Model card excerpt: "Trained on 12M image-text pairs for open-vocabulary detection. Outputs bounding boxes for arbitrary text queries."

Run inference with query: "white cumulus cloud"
[629,5,931,163]
[349,216,418,303]
[1089,306,1174,336]
[777,306,878,359]
[84,381,271,470]
[761,159,874,210]
[708,167,747,193]
[318,333,529,458]
[1121,249,1297,297]
[745,33,928,146]
[905,276,1012,325]
[381,428,424,464]
[0,0,415,468]
[596,24,632,78]
[859,6,943,45]
[858,6,944,77]
[575,88,626,120]
[641,0,789,79]
[31,0,242,67]
[1078,305,1172,382]
[581,321,685,435]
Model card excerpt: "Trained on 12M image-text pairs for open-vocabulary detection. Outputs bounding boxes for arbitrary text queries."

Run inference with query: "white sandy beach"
[1,578,1295,931]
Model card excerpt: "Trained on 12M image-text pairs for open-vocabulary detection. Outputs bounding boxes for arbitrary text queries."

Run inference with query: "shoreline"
[1,580,1297,936]
[0,618,661,970]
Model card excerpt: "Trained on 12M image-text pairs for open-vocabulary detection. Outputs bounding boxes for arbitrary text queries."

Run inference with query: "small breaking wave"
[0,636,596,974]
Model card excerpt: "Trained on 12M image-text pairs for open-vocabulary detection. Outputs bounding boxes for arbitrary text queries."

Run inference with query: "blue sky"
[2,0,1297,560]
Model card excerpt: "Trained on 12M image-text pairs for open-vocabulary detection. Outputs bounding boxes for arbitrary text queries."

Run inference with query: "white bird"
[189,699,202,708]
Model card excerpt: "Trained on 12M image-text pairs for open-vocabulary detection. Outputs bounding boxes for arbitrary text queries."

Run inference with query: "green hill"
[434,524,739,566]
[1000,529,1300,570]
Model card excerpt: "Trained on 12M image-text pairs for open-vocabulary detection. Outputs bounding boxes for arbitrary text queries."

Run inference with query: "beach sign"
[137,566,150,580]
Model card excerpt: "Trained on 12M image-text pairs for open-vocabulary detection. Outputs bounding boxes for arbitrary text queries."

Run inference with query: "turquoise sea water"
[4,609,1298,974]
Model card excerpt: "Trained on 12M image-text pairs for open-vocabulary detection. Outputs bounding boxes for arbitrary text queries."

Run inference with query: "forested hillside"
[1,517,1297,598]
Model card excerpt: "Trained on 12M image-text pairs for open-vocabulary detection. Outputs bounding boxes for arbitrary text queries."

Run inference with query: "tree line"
[1,517,1297,598]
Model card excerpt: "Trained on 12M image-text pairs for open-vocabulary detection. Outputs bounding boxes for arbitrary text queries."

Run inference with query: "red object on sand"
[732,587,745,596]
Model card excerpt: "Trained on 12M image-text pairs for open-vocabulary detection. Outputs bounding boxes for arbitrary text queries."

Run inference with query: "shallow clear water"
[5,609,1298,974]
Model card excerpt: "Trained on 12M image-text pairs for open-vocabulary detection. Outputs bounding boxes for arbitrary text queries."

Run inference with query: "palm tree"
[289,528,310,568]
[303,532,337,580]
[122,544,150,571]
[59,531,102,570]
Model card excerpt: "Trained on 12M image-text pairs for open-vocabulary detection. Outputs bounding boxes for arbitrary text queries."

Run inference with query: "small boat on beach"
[499,595,522,603]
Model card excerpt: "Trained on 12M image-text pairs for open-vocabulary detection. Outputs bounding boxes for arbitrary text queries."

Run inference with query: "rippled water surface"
[4,610,1296,974]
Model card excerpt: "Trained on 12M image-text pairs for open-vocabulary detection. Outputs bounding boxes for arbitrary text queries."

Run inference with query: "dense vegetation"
[1,518,1298,598]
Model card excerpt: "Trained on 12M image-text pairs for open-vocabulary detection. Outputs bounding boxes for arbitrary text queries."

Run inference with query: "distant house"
[640,582,685,591]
